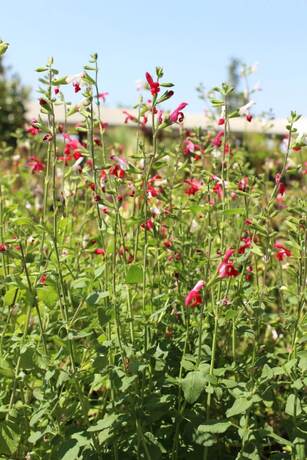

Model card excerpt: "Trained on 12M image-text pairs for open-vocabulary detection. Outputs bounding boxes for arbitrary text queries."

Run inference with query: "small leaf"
[126,264,144,284]
[181,371,205,404]
[198,420,231,434]
[0,41,9,57]
[88,414,118,432]
[226,397,253,418]
[0,358,14,378]
[285,394,302,417]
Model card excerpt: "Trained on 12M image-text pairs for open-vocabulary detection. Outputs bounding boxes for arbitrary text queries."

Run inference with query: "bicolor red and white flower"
[185,280,205,307]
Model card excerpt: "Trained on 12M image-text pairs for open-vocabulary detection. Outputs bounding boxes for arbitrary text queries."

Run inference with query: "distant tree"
[0,41,30,147]
[227,57,245,112]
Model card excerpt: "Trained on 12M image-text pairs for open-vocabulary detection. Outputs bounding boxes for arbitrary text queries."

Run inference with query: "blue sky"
[2,0,307,116]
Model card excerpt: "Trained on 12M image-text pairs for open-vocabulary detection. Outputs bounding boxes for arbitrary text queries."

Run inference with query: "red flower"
[170,102,188,123]
[238,237,252,254]
[54,87,60,95]
[141,218,154,231]
[184,178,202,195]
[95,248,106,255]
[43,133,53,142]
[145,72,160,96]
[274,242,291,261]
[245,265,253,281]
[0,243,7,252]
[73,81,81,93]
[218,249,239,278]
[218,117,225,126]
[185,280,205,308]
[109,164,125,179]
[39,274,47,285]
[27,156,45,173]
[27,126,40,136]
[246,114,253,122]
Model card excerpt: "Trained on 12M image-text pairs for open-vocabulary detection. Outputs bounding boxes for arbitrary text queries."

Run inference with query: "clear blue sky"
[2,0,307,116]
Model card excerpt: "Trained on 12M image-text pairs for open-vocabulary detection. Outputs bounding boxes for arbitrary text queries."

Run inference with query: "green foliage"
[0,54,30,147]
[0,53,305,460]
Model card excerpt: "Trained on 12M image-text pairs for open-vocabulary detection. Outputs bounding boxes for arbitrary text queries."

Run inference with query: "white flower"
[190,219,199,233]
[150,206,160,216]
[239,100,255,116]
[72,156,85,171]
[212,148,222,159]
[136,79,146,91]
[66,72,85,84]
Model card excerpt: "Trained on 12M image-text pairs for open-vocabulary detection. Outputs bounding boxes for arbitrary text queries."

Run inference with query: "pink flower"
[185,280,205,308]
[184,178,202,195]
[170,103,188,123]
[145,72,160,96]
[183,139,195,155]
[238,176,249,191]
[123,110,137,124]
[218,249,239,278]
[157,109,164,125]
[212,131,224,148]
[98,91,109,102]
[54,87,60,95]
[274,242,291,261]
[183,139,201,156]
[26,126,40,136]
[213,181,223,200]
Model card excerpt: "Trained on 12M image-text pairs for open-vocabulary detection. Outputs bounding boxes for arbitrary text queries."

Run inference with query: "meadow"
[0,49,306,459]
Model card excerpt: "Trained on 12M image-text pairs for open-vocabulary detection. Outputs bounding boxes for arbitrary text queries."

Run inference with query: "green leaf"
[88,414,118,432]
[51,439,80,460]
[0,41,9,57]
[0,420,20,456]
[226,397,253,418]
[126,264,144,284]
[71,278,88,289]
[86,292,99,306]
[285,394,302,417]
[86,291,109,306]
[0,358,14,378]
[223,208,245,216]
[251,244,263,256]
[37,286,58,308]
[198,420,231,434]
[4,287,17,306]
[181,371,205,404]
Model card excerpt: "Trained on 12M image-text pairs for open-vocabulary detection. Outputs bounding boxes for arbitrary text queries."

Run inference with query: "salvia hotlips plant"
[0,49,306,460]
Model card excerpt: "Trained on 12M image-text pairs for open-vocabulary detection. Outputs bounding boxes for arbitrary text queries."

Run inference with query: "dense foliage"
[0,42,29,148]
[0,52,306,460]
